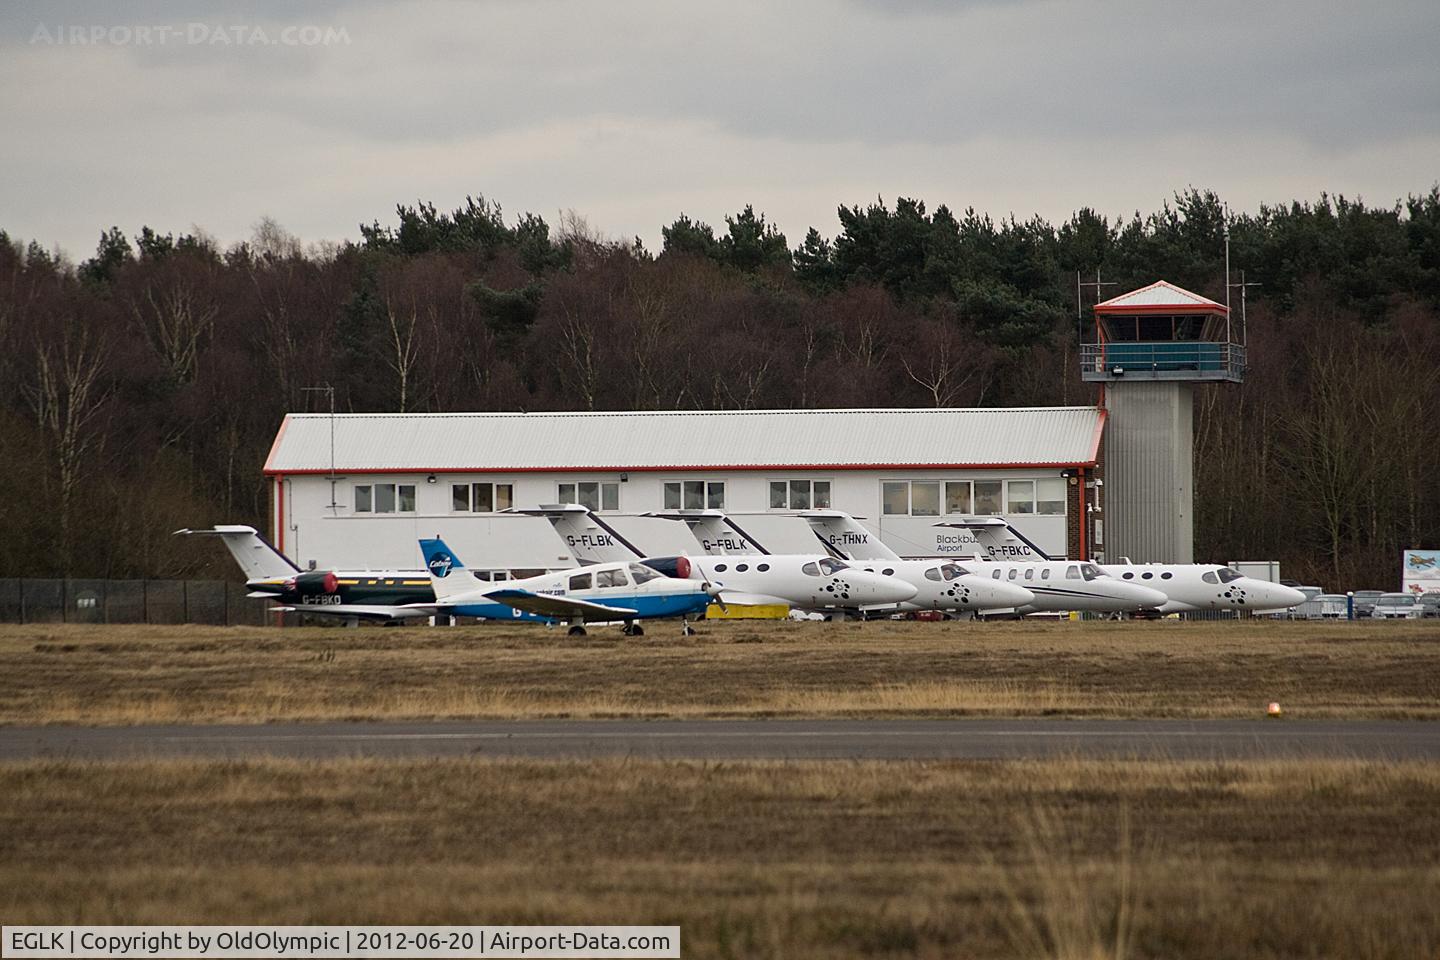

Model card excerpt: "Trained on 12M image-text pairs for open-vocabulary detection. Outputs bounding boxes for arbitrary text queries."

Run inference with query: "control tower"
[1081,280,1244,563]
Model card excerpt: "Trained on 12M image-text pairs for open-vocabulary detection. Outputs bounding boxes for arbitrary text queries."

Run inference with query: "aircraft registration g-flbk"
[513,505,924,614]
[419,537,718,636]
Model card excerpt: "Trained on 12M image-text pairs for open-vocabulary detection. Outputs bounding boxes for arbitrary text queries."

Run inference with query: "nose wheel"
[622,622,644,636]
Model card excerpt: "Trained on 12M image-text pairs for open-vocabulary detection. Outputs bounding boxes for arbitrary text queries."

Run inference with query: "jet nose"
[859,572,918,603]
[1119,582,1169,609]
[990,581,1035,607]
[1258,582,1307,608]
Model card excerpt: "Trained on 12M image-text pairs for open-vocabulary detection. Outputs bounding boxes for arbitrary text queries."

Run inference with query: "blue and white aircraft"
[420,537,718,636]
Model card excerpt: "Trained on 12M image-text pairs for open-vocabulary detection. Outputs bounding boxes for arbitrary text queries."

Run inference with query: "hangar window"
[452,482,514,513]
[557,481,620,512]
[1037,478,1067,516]
[882,480,939,516]
[973,481,1003,515]
[664,480,726,511]
[770,479,831,510]
[945,481,972,514]
[353,483,415,514]
[1006,480,1036,514]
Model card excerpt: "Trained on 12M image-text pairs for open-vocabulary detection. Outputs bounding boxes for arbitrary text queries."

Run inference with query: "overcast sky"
[3,0,1437,261]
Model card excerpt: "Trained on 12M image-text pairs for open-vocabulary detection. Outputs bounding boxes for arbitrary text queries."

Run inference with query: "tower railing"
[1080,342,1246,382]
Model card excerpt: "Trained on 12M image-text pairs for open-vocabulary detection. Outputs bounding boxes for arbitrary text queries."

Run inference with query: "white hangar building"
[263,407,1106,572]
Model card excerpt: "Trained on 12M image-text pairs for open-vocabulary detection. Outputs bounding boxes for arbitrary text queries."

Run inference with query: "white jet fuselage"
[676,555,918,609]
[847,559,1035,612]
[968,560,1169,612]
[1100,564,1307,613]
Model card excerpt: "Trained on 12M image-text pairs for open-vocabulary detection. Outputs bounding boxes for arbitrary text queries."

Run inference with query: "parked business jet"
[800,512,1168,614]
[176,525,435,624]
[420,537,716,635]
[647,509,1035,616]
[512,505,920,614]
[932,518,1307,614]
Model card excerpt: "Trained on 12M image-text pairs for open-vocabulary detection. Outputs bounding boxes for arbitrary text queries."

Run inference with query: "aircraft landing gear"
[681,620,697,636]
[622,622,644,636]
[567,619,588,636]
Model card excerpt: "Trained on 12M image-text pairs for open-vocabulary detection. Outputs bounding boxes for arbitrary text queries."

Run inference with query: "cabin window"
[1024,568,1034,580]
[770,479,831,510]
[557,481,620,512]
[1041,569,1051,580]
[925,567,943,582]
[596,569,628,588]
[801,562,821,576]
[992,569,1001,579]
[736,563,749,572]
[1202,571,1220,584]
[714,563,728,572]
[568,572,592,590]
[353,483,415,515]
[664,480,726,511]
[1065,565,1081,580]
[452,482,514,513]
[756,563,770,572]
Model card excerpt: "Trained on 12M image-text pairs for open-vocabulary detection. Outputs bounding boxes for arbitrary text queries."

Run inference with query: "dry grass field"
[1,619,1437,725]
[2,757,1438,959]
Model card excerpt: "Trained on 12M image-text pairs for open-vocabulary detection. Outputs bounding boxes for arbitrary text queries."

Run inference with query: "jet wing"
[272,604,437,620]
[477,589,639,620]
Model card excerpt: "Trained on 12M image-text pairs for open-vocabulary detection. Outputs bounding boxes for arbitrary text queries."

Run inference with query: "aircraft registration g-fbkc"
[922,517,1306,614]
[420,537,720,635]
[799,512,1169,614]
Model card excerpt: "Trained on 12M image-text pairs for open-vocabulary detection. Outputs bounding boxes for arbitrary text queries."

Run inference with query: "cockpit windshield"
[940,563,968,580]
[1216,568,1245,583]
[629,563,664,584]
[1079,563,1103,581]
[818,558,848,575]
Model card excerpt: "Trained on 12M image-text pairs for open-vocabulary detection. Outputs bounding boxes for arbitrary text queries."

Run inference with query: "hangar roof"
[264,407,1106,475]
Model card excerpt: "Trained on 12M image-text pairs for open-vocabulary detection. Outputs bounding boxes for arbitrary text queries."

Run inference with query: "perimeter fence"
[0,579,268,625]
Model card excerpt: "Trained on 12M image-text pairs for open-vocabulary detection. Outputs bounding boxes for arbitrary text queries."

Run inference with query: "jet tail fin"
[931,518,1053,561]
[645,510,769,555]
[418,537,472,602]
[505,504,645,563]
[798,511,901,561]
[174,525,299,580]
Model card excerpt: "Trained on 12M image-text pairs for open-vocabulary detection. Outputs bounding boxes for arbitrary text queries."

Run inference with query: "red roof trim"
[1090,407,1108,463]
[264,461,1099,477]
[262,415,290,474]
[1094,279,1228,316]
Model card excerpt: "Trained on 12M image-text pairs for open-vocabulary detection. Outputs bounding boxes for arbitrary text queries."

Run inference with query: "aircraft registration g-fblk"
[420,537,719,636]
[642,509,1037,615]
[800,512,1169,614]
[928,518,1307,614]
[512,505,921,614]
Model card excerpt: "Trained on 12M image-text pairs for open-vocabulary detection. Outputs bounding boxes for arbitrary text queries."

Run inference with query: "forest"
[1,187,1437,588]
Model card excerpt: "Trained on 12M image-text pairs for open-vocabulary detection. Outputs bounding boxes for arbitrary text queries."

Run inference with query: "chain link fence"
[0,579,269,625]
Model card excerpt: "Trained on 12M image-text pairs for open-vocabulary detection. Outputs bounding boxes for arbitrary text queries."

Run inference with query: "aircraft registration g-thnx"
[925,518,1306,613]
[801,513,1169,613]
[175,525,436,624]
[645,509,1036,615]
[420,537,717,635]
[513,505,921,614]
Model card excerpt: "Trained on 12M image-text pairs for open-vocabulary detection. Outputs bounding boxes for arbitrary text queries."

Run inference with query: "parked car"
[1418,593,1440,619]
[1316,594,1350,618]
[1352,590,1385,618]
[1372,593,1424,619]
[1292,586,1326,620]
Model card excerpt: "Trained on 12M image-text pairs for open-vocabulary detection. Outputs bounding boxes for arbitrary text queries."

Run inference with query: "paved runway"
[2,719,1438,761]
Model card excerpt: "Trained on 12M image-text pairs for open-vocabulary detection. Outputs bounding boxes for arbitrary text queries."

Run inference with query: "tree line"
[1,188,1437,587]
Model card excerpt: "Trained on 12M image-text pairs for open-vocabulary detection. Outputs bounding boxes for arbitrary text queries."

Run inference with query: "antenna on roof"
[302,385,338,514]
[1229,269,1261,348]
